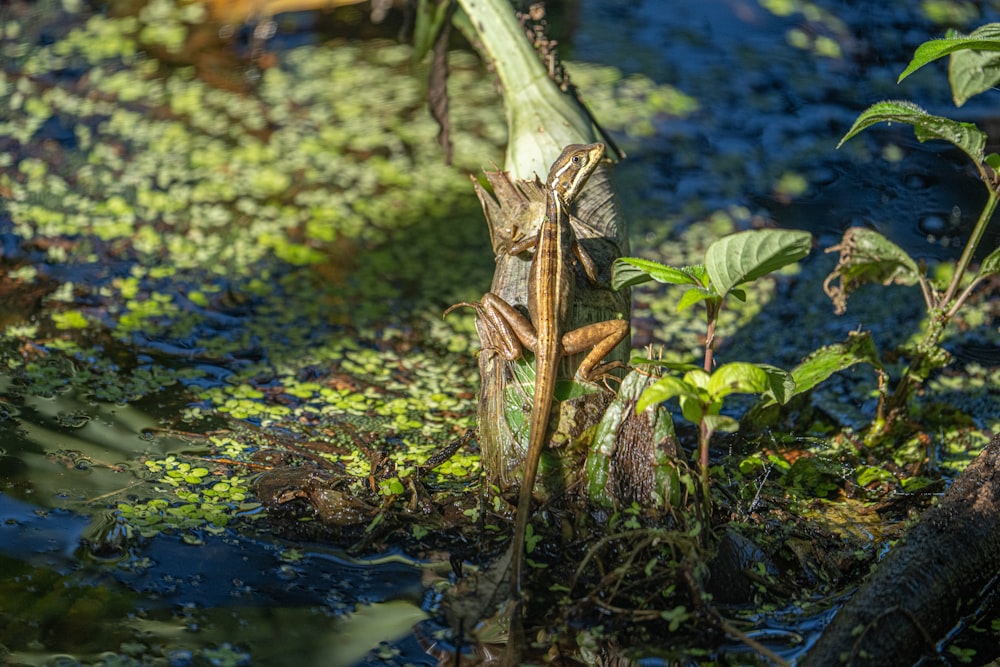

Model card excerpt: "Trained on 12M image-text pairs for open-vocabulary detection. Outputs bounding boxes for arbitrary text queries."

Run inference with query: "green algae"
[565,62,699,140]
[0,0,511,539]
[119,454,259,537]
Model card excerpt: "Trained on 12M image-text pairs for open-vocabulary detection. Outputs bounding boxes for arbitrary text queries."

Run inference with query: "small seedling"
[614,228,809,495]
[834,23,1000,444]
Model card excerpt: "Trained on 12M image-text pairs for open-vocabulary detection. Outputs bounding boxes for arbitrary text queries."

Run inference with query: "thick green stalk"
[455,0,598,176]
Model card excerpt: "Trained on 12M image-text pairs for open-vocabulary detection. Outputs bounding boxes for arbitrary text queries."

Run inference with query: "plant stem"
[699,421,710,474]
[941,185,998,307]
[698,420,712,522]
[703,298,722,373]
[884,183,999,421]
[703,317,716,373]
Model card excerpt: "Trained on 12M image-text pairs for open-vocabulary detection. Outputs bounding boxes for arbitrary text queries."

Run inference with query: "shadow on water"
[0,492,429,667]
[0,365,441,664]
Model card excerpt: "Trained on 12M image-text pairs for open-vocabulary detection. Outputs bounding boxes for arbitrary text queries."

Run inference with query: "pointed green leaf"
[897,24,1000,104]
[676,286,715,312]
[757,364,796,406]
[899,31,1000,81]
[745,332,883,420]
[636,375,693,414]
[975,245,1000,280]
[705,229,812,297]
[789,332,883,394]
[838,100,986,166]
[702,414,739,434]
[612,258,655,289]
[707,362,769,400]
[949,42,1000,106]
[613,257,704,290]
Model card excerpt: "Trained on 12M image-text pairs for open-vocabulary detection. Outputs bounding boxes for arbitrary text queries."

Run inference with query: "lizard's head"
[547,142,605,205]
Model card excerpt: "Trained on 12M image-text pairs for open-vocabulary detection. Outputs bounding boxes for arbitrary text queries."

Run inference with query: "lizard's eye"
[572,156,581,164]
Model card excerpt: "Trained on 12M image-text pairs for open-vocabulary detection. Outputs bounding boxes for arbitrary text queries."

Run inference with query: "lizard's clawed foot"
[579,361,628,391]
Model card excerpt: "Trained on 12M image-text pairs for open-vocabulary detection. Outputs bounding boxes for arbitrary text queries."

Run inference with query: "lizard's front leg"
[561,318,629,383]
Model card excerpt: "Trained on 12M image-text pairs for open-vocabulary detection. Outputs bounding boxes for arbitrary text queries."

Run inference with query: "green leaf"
[837,100,986,166]
[823,227,921,314]
[705,229,812,297]
[707,362,770,399]
[613,257,704,290]
[679,395,705,424]
[898,27,1000,81]
[855,465,896,488]
[744,332,883,420]
[682,368,711,391]
[792,332,883,394]
[975,245,1000,280]
[676,286,715,312]
[702,414,739,434]
[612,258,655,289]
[51,309,89,329]
[636,375,693,413]
[897,24,1000,105]
[757,364,796,406]
[949,41,1000,106]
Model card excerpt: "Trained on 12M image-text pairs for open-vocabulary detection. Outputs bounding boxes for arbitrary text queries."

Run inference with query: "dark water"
[1,0,999,665]
[585,1,1000,258]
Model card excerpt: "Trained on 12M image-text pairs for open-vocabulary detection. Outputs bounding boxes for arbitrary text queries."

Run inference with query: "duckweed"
[0,0,698,536]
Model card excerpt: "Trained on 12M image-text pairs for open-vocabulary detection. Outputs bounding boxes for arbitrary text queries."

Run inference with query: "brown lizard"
[448,142,629,596]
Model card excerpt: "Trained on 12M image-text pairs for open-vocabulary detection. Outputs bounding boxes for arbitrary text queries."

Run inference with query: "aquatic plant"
[834,23,1000,446]
[613,229,809,494]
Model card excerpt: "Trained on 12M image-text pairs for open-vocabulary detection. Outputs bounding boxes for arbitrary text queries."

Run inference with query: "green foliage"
[836,22,1000,443]
[614,229,811,295]
[704,228,812,297]
[615,228,810,492]
[636,363,793,417]
[119,454,260,538]
[975,245,1000,281]
[783,457,842,499]
[822,228,921,315]
[745,331,883,424]
[837,100,986,165]
[896,23,1000,106]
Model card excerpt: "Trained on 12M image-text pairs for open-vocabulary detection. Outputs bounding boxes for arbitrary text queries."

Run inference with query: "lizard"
[447,142,629,596]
